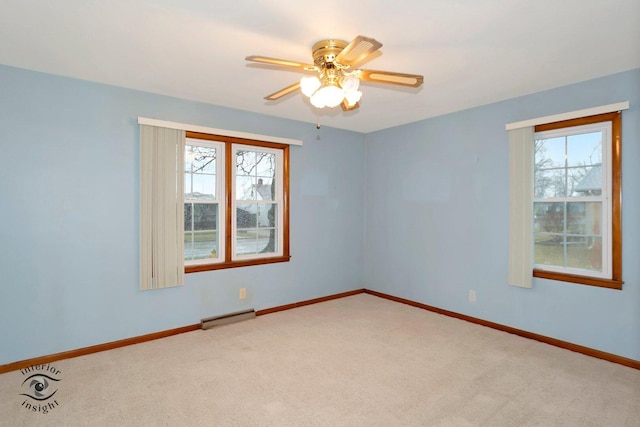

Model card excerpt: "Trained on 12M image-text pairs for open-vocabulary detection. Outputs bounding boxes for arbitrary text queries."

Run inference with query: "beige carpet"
[1,294,639,426]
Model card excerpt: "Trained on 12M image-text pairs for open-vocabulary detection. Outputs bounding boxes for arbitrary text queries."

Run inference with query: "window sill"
[185,255,291,273]
[533,269,623,290]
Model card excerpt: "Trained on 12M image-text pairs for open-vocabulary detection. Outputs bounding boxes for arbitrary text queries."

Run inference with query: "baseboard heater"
[200,309,256,330]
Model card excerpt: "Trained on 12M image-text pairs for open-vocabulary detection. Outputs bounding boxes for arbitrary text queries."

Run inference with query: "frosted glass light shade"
[304,74,363,108]
[300,77,321,97]
[310,92,326,108]
[344,90,362,106]
[340,76,360,92]
[317,85,344,108]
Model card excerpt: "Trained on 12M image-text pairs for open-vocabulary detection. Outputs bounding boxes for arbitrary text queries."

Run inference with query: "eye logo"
[21,374,59,401]
[18,364,62,414]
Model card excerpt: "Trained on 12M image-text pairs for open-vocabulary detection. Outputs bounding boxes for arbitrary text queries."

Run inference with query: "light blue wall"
[0,65,365,364]
[364,69,640,360]
[1,64,637,366]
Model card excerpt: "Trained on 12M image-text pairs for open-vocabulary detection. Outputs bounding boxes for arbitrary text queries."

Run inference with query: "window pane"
[186,173,216,199]
[236,149,276,201]
[235,234,258,256]
[534,202,565,234]
[185,144,217,199]
[236,204,276,229]
[235,228,275,256]
[534,169,565,198]
[255,178,274,201]
[567,132,602,168]
[564,201,603,271]
[235,151,275,177]
[566,237,602,272]
[184,203,218,261]
[256,154,276,176]
[257,228,276,254]
[567,132,602,197]
[235,175,254,200]
[257,204,277,228]
[567,202,602,236]
[534,202,604,272]
[570,165,601,197]
[534,233,565,267]
[235,177,275,201]
[535,137,565,169]
[534,200,566,267]
[187,145,217,173]
[192,203,216,230]
[236,203,257,228]
[567,166,589,197]
[235,201,277,256]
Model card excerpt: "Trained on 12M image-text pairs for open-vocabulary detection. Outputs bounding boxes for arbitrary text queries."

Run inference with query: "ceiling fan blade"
[335,36,383,66]
[357,69,424,87]
[341,100,360,111]
[246,55,315,71]
[265,82,301,101]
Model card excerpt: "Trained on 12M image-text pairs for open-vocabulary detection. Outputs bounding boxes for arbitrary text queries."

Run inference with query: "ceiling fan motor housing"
[312,39,348,67]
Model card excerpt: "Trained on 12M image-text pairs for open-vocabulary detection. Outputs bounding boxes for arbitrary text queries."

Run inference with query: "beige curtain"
[140,125,185,290]
[508,126,534,288]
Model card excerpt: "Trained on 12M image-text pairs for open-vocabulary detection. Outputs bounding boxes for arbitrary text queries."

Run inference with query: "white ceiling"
[1,0,639,133]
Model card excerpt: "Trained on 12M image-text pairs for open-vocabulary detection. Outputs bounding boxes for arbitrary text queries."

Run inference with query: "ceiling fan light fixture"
[305,74,360,109]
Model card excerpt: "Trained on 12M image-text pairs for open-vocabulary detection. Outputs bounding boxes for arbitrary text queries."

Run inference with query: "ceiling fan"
[246,35,424,111]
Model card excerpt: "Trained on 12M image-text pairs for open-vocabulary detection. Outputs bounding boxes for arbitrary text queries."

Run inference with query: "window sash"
[231,144,284,260]
[184,139,226,266]
[533,122,612,279]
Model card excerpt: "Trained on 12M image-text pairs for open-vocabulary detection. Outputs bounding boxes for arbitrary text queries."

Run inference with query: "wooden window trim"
[184,131,290,273]
[533,112,622,290]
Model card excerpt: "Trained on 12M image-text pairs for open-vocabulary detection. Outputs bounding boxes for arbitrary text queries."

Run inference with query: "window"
[233,145,284,259]
[184,139,225,265]
[532,112,622,288]
[184,132,290,273]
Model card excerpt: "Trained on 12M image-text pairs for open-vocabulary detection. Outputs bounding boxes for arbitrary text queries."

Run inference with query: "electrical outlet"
[469,290,476,303]
[239,288,246,300]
